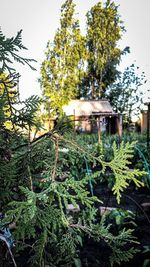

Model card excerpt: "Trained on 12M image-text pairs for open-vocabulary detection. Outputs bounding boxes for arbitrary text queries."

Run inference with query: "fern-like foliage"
[0,28,41,135]
[56,136,146,204]
[14,95,41,129]
[29,230,47,266]
[107,141,145,203]
[89,216,139,267]
[0,28,36,72]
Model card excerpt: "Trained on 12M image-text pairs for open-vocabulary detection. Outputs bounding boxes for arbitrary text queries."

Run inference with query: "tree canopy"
[106,64,146,120]
[85,0,124,98]
[40,0,86,114]
[41,0,127,113]
[40,0,145,121]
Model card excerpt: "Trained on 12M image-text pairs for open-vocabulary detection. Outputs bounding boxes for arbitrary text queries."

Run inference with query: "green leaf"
[74,258,82,267]
[143,259,150,267]
[76,235,83,246]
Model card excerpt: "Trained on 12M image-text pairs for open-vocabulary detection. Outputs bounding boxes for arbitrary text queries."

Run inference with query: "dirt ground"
[79,183,150,267]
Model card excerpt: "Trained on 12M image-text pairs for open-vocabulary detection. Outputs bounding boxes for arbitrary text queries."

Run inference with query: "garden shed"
[63,99,122,136]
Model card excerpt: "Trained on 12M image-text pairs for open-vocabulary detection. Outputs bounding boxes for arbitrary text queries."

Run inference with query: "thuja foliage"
[2,131,145,266]
[108,141,145,203]
[0,29,36,72]
[0,29,146,267]
[0,28,39,205]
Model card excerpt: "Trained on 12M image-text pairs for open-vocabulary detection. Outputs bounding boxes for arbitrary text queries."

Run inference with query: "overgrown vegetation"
[0,1,150,266]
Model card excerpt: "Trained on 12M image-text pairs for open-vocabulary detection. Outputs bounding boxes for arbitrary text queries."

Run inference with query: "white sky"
[1,0,150,102]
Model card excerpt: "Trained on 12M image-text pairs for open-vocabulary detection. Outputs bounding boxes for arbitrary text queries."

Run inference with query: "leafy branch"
[0,29,36,73]
[107,142,145,203]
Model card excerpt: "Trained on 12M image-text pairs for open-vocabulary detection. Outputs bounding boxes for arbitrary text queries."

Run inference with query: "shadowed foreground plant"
[0,28,146,267]
[2,131,145,267]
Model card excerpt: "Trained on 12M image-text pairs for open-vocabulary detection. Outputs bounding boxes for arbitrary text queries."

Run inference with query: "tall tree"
[85,0,124,99]
[105,64,146,120]
[40,0,86,114]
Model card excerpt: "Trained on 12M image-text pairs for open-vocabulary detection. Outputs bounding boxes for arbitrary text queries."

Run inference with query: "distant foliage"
[40,0,127,116]
[85,0,124,98]
[40,0,87,114]
[106,64,146,119]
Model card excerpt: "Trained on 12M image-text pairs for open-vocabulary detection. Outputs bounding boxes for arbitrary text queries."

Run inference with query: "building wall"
[75,116,92,133]
[74,116,119,134]
[141,111,150,132]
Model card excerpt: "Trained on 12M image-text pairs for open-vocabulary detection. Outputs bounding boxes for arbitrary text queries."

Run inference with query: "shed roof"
[63,99,114,116]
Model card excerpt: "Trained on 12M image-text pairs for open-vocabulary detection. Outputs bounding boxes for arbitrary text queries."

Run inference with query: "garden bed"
[78,183,150,267]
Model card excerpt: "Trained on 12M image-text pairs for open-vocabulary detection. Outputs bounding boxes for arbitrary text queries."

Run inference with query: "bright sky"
[1,0,150,102]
